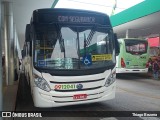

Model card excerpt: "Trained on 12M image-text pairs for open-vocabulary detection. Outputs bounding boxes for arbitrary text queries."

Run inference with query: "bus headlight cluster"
[34,74,51,92]
[105,71,116,87]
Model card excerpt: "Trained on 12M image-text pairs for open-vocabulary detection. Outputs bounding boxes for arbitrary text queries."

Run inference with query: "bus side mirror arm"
[114,33,120,56]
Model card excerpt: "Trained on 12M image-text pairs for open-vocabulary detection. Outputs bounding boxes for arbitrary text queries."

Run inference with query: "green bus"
[116,38,149,73]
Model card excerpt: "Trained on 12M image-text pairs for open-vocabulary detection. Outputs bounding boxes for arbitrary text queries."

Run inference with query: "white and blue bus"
[23,8,119,107]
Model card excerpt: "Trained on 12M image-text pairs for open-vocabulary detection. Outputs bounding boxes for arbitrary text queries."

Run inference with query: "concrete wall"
[12,0,54,49]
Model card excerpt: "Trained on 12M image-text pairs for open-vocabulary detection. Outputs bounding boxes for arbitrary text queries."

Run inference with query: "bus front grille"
[51,91,104,103]
[53,86,102,92]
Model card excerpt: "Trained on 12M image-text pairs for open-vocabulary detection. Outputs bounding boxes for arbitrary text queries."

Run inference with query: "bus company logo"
[76,84,83,90]
[1,112,42,118]
[2,112,11,117]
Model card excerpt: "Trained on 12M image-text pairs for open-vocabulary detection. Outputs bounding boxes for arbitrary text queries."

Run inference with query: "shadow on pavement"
[116,72,152,80]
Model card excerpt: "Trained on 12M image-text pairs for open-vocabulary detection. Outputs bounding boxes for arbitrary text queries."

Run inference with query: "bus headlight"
[34,74,51,92]
[105,71,116,87]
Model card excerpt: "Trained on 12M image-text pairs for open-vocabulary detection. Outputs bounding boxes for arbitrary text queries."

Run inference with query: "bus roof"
[33,8,109,17]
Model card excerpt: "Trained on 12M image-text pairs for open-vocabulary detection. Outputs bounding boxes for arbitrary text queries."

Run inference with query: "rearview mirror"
[25,24,31,42]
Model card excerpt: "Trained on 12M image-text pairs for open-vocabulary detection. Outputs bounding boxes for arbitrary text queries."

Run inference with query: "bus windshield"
[125,39,148,55]
[33,24,114,70]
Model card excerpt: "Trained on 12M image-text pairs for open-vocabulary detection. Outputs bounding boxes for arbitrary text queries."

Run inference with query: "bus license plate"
[73,94,87,100]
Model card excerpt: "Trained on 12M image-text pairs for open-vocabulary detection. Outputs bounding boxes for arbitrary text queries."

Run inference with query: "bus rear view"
[116,38,149,73]
[25,8,119,107]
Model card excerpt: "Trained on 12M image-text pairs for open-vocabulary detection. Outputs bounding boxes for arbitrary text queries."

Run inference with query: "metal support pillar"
[3,1,14,85]
[126,29,129,38]
[0,0,3,117]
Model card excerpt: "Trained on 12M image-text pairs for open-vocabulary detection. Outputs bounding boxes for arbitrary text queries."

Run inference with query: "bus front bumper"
[116,68,148,73]
[32,82,116,108]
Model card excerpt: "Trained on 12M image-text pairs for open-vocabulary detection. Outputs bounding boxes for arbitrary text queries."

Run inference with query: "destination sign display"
[58,16,95,23]
[33,9,111,26]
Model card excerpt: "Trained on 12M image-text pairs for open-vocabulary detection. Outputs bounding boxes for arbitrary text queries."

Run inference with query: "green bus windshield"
[125,39,148,55]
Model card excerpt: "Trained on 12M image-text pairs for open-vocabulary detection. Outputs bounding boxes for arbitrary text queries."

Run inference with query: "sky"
[55,0,144,16]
